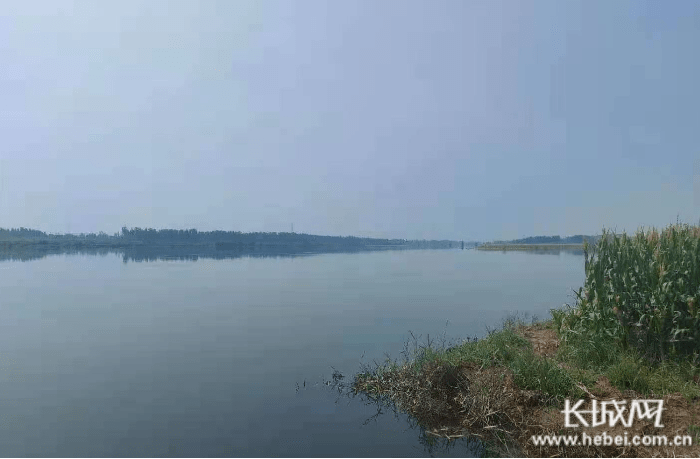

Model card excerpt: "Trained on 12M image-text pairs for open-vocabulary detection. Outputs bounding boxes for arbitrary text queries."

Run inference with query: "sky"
[1,0,699,241]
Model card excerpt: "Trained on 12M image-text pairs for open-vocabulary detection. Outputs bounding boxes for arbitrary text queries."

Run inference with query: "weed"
[509,351,579,402]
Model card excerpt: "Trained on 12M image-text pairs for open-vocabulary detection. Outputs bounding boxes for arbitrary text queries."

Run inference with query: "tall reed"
[558,224,700,363]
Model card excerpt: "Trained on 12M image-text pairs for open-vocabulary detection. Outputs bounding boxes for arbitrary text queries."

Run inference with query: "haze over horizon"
[1,0,699,241]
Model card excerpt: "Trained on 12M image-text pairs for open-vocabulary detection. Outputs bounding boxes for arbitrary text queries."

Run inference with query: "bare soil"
[517,325,700,457]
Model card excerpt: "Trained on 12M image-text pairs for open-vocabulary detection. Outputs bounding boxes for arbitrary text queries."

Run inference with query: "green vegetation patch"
[558,224,700,364]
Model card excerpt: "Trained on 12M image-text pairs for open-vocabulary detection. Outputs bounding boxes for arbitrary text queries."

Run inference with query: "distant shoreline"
[476,243,584,251]
[0,227,464,252]
[0,238,466,263]
[0,240,461,250]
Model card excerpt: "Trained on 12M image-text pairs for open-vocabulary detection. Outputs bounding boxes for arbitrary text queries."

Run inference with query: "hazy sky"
[1,0,699,241]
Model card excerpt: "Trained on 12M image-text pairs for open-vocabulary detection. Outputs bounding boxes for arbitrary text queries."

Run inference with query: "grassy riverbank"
[354,318,700,457]
[353,224,700,457]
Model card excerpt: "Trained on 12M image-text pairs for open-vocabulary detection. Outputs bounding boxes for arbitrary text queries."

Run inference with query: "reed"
[556,223,700,364]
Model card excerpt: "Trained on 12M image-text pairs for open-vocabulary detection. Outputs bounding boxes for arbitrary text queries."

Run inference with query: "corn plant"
[559,224,700,363]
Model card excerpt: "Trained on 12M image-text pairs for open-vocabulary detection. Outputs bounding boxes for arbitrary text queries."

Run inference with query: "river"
[0,248,585,456]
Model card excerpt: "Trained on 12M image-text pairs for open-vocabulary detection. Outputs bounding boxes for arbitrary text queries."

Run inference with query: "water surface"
[0,248,584,457]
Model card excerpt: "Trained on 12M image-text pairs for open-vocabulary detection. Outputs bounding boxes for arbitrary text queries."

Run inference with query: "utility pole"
[291,223,294,233]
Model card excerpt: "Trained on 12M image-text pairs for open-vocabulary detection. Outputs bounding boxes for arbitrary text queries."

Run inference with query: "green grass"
[419,319,698,400]
[359,318,585,403]
[509,350,577,399]
[358,312,700,404]
[689,424,700,443]
[553,311,700,398]
[440,326,530,368]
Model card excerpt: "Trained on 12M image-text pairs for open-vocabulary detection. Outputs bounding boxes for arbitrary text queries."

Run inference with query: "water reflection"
[496,248,584,256]
[119,245,414,263]
[0,245,428,263]
[1,244,584,263]
[306,367,484,457]
[0,245,114,262]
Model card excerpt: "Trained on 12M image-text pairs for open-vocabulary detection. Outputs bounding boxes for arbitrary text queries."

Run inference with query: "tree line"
[0,226,459,250]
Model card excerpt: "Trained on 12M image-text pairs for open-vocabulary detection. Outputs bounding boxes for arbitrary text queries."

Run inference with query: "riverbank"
[352,318,700,457]
[354,224,700,457]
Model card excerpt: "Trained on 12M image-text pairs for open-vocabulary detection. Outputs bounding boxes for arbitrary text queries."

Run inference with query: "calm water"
[0,248,585,457]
